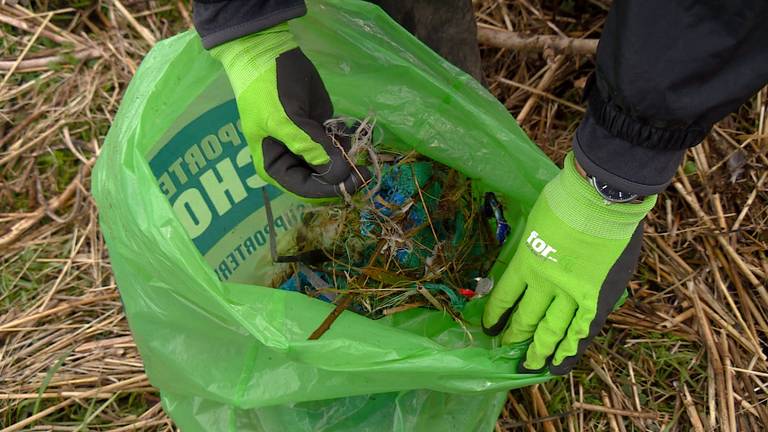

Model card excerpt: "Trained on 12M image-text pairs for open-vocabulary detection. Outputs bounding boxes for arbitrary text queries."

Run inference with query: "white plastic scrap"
[473,277,494,298]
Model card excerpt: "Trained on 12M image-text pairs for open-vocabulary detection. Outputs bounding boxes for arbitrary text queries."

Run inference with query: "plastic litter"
[484,192,510,245]
[283,151,498,323]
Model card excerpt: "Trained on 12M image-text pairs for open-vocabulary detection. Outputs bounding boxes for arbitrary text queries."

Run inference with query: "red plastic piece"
[459,288,475,299]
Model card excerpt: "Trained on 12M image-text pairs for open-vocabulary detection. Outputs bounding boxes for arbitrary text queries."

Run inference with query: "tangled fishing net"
[271,118,511,336]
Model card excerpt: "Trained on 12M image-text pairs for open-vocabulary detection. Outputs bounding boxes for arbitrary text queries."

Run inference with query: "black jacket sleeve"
[575,0,768,195]
[192,0,484,80]
[193,0,306,49]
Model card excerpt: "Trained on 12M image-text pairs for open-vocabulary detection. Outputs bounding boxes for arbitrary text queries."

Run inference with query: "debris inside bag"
[269,118,509,339]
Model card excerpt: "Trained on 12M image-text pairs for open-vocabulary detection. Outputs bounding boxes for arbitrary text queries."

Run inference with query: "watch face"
[590,177,639,203]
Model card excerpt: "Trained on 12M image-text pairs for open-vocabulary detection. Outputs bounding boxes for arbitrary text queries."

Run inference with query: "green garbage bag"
[92,1,559,430]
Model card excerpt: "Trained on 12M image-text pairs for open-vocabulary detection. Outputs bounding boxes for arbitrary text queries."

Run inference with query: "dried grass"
[1,1,185,430]
[478,2,768,431]
[0,1,766,431]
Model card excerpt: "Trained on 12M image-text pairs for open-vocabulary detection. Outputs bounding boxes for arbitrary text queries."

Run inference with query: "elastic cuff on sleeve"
[585,75,709,151]
[573,112,687,196]
[200,4,307,49]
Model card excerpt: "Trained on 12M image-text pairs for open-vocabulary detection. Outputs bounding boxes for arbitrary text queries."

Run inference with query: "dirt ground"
[1,1,766,431]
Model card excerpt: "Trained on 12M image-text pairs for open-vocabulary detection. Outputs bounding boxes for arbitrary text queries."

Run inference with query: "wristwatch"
[588,176,640,203]
[574,157,642,204]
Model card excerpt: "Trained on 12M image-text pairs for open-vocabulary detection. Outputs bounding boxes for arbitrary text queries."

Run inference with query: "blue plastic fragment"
[360,209,376,236]
[484,192,510,245]
[408,205,425,227]
[359,163,419,237]
[357,161,469,269]
[395,248,410,263]
[278,270,335,303]
[278,275,302,293]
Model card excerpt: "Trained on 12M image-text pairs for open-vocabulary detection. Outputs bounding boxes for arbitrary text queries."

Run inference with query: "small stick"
[176,0,193,27]
[0,387,155,400]
[0,293,118,332]
[497,77,585,113]
[674,181,768,306]
[681,383,706,432]
[0,158,93,249]
[382,301,425,316]
[1,374,148,432]
[498,411,574,429]
[658,308,695,328]
[572,403,659,420]
[75,335,135,352]
[601,391,622,432]
[628,361,641,412]
[731,171,767,231]
[0,11,73,45]
[721,331,737,432]
[0,12,52,90]
[113,0,157,45]
[62,126,90,165]
[731,392,763,417]
[508,393,537,432]
[690,282,728,431]
[517,55,565,123]
[410,165,439,245]
[530,385,557,432]
[579,384,584,432]
[107,419,170,432]
[5,3,85,45]
[416,286,444,312]
[308,294,354,340]
[730,367,768,378]
[0,48,101,72]
[477,26,598,55]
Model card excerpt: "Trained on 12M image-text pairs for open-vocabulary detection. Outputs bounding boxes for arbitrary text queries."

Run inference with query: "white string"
[324,116,383,202]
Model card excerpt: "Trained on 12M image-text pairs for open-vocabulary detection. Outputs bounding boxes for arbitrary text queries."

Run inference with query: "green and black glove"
[483,152,656,375]
[211,24,369,199]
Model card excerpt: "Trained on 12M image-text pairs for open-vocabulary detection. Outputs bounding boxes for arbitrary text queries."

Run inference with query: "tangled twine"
[324,116,383,202]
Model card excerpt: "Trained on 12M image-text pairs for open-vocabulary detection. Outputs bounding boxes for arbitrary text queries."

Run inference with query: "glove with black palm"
[483,153,656,375]
[211,23,370,199]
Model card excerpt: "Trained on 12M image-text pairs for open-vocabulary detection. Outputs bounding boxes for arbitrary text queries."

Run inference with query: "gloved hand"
[483,152,656,375]
[211,23,369,199]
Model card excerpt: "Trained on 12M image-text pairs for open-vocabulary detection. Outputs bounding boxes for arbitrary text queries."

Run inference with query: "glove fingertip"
[549,357,578,376]
[481,306,514,336]
[517,360,547,375]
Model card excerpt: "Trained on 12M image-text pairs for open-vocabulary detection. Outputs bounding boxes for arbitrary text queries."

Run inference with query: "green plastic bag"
[92,1,559,430]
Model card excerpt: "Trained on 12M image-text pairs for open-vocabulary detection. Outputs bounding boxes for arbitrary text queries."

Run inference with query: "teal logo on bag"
[148,100,280,254]
[146,92,306,284]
